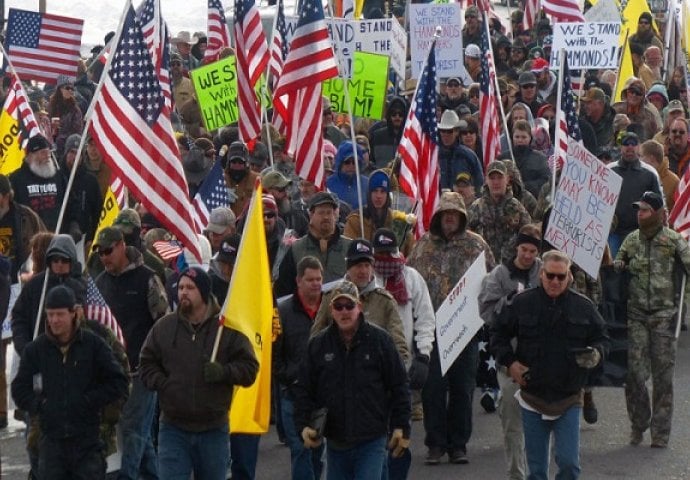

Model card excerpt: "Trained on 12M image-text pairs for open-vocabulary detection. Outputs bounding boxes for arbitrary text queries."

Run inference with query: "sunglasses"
[263,212,276,219]
[622,139,639,146]
[332,300,356,311]
[627,89,643,96]
[544,271,567,281]
[671,129,687,135]
[98,247,115,257]
[51,257,71,264]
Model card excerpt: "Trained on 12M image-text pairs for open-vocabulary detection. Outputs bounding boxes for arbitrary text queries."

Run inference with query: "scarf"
[374,254,409,305]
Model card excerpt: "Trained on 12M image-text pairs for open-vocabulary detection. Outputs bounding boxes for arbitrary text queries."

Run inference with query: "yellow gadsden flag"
[223,179,273,433]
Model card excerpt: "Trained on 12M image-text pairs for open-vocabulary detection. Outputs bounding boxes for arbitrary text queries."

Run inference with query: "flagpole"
[661,0,674,82]
[324,0,365,236]
[483,13,514,165]
[552,48,566,199]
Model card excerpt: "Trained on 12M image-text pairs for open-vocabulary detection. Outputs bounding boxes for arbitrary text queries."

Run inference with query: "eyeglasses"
[671,129,687,135]
[51,257,71,264]
[264,212,277,219]
[544,271,567,281]
[98,247,114,257]
[332,301,356,311]
[390,111,404,117]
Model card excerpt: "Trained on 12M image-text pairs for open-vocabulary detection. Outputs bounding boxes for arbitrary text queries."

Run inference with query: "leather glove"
[407,354,430,390]
[575,348,601,369]
[613,260,626,272]
[203,362,226,383]
[388,428,410,458]
[301,427,322,448]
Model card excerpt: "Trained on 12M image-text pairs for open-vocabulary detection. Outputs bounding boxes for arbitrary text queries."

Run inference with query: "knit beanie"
[179,266,212,303]
[45,285,77,310]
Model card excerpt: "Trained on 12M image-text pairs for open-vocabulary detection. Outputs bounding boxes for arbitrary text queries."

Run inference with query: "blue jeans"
[117,376,158,480]
[158,422,229,480]
[281,395,324,479]
[326,436,387,480]
[422,339,478,452]
[230,433,260,480]
[521,405,581,480]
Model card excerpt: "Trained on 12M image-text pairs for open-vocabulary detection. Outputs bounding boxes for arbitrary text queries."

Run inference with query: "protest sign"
[544,139,622,278]
[322,52,389,120]
[409,3,467,79]
[584,0,621,22]
[354,19,407,79]
[550,22,622,69]
[190,56,270,132]
[2,284,20,340]
[435,252,486,376]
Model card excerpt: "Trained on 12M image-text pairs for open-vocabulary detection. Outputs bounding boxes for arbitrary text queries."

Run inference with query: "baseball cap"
[262,170,291,190]
[206,207,236,234]
[581,87,607,103]
[446,77,462,87]
[26,135,51,153]
[92,227,124,251]
[465,44,481,59]
[113,208,142,234]
[487,161,507,176]
[216,234,240,264]
[455,172,473,186]
[372,228,398,253]
[518,72,537,86]
[330,280,360,303]
[227,141,249,163]
[530,57,550,72]
[346,239,374,267]
[620,131,640,146]
[668,99,684,113]
[308,191,338,211]
[632,191,663,211]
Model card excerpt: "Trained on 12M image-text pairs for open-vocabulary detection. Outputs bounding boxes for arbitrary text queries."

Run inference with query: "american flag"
[524,0,540,30]
[268,0,289,135]
[89,3,202,262]
[397,39,439,237]
[234,0,270,142]
[669,169,690,239]
[479,15,501,170]
[192,161,231,232]
[110,176,127,208]
[137,0,172,110]
[551,55,582,171]
[153,240,184,261]
[86,276,125,345]
[541,0,585,22]
[5,9,83,84]
[3,73,41,150]
[206,0,233,62]
[272,0,339,188]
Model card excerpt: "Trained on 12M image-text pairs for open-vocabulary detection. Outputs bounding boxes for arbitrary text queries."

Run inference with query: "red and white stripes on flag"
[206,0,233,62]
[86,277,125,346]
[524,0,540,30]
[272,0,339,188]
[110,176,127,209]
[541,0,584,22]
[234,0,269,142]
[4,73,41,148]
[397,39,439,237]
[5,9,83,84]
[137,0,172,110]
[670,169,690,239]
[268,0,289,135]
[479,15,500,170]
[90,3,202,262]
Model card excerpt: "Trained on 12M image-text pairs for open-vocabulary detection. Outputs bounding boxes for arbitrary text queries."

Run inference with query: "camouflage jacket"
[617,227,690,316]
[407,230,496,311]
[467,187,531,264]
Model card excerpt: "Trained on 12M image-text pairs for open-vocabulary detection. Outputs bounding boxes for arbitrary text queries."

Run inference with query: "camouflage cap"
[113,208,141,234]
[487,161,507,176]
[330,280,360,303]
[262,170,291,190]
[92,227,124,251]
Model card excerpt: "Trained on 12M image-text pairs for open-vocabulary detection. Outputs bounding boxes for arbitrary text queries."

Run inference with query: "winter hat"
[368,170,391,193]
[262,194,278,213]
[45,285,77,310]
[179,266,212,303]
[64,134,81,153]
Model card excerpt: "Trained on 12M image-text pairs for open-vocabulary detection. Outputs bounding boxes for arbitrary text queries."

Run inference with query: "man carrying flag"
[139,265,258,479]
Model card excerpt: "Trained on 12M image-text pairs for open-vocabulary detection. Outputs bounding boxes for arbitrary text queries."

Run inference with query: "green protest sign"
[322,52,389,120]
[190,56,270,132]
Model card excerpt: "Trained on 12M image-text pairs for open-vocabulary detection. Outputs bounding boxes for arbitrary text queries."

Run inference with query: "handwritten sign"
[544,139,622,278]
[190,56,270,132]
[550,22,622,69]
[435,252,486,376]
[409,3,466,79]
[584,0,621,22]
[354,19,407,79]
[322,52,389,120]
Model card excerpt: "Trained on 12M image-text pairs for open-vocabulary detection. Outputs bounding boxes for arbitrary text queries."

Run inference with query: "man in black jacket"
[491,250,609,480]
[294,280,411,479]
[12,285,128,479]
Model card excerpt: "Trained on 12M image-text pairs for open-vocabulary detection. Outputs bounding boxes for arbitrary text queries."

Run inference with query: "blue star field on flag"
[414,45,439,146]
[561,58,582,142]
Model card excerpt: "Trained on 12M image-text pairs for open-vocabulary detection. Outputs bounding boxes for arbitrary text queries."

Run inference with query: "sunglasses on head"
[544,271,567,281]
[332,300,356,311]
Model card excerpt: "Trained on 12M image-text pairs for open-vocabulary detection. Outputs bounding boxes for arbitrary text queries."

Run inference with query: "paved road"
[2,331,690,479]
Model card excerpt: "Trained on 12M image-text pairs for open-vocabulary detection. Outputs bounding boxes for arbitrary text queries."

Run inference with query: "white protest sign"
[543,139,622,278]
[584,0,622,22]
[354,19,407,79]
[285,17,356,77]
[2,284,21,340]
[550,22,622,69]
[409,3,466,79]
[435,251,486,376]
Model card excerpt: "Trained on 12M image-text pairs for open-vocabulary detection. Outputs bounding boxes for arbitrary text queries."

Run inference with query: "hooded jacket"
[325,141,369,210]
[369,96,408,168]
[11,235,87,355]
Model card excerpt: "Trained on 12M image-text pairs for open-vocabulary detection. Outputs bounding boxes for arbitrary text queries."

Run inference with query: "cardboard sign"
[409,3,467,79]
[322,52,389,120]
[354,19,407,79]
[550,22,622,70]
[435,252,487,376]
[190,56,270,132]
[544,139,622,278]
[584,0,621,22]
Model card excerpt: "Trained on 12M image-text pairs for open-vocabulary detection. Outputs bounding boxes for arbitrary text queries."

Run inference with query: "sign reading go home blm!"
[544,139,622,279]
[409,3,465,79]
[435,252,486,376]
[323,52,389,120]
[190,56,270,132]
[550,22,622,69]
